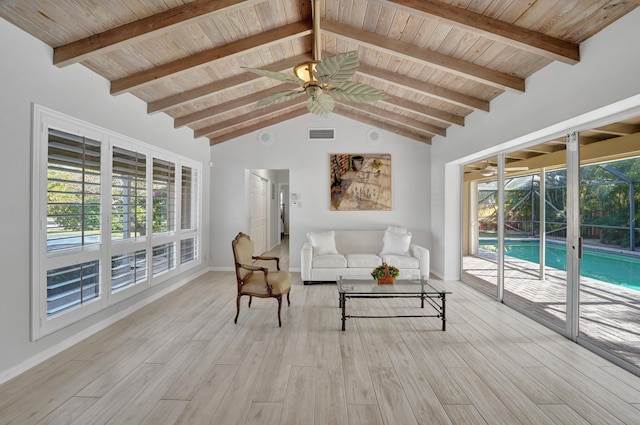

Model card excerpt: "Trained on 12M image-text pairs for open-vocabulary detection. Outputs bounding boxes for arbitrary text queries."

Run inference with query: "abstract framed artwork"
[330,153,391,211]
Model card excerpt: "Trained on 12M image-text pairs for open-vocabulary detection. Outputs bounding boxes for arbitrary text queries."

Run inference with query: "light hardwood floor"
[2,241,640,424]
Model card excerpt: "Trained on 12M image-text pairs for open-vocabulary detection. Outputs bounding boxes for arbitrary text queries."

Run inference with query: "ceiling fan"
[480,162,529,176]
[242,0,387,117]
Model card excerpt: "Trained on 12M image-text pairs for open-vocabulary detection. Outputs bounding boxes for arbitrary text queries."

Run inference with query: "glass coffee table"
[337,276,450,331]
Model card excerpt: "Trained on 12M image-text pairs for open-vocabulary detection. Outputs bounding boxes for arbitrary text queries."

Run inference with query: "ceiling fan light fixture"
[294,61,318,83]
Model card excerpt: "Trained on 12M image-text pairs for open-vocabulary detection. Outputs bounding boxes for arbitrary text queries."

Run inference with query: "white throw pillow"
[380,231,412,256]
[307,231,339,255]
[386,225,408,234]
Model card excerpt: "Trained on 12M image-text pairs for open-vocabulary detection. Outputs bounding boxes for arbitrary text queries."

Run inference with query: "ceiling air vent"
[308,128,335,140]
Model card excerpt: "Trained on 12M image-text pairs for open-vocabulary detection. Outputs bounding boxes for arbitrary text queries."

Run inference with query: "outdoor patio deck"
[462,255,640,368]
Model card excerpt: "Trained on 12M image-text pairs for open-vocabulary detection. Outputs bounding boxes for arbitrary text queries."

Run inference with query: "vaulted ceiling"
[1,0,637,146]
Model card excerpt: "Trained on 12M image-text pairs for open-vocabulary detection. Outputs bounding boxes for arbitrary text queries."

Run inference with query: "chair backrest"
[232,233,254,281]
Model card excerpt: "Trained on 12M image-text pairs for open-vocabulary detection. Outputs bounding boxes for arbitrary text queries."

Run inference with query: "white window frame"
[32,105,202,340]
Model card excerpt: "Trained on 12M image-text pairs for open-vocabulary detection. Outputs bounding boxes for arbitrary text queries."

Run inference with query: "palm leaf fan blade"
[306,93,335,117]
[242,67,304,85]
[256,89,305,107]
[327,81,388,103]
[313,51,359,84]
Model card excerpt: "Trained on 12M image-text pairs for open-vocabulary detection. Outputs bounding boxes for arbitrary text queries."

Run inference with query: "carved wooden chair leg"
[234,294,241,324]
[248,295,252,308]
[286,292,290,306]
[277,296,283,327]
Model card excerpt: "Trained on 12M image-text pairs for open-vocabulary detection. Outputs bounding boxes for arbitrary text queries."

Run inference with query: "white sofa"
[301,228,429,284]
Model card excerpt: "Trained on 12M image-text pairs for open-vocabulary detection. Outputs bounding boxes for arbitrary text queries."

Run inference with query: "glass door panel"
[462,156,499,298]
[578,151,640,368]
[502,142,568,330]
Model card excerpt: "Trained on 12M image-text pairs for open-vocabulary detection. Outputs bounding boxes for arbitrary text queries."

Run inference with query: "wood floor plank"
[35,396,98,425]
[252,331,296,403]
[208,341,270,425]
[537,404,592,425]
[339,330,377,405]
[518,342,640,420]
[369,366,419,425]
[138,400,189,425]
[442,404,489,425]
[103,340,208,425]
[314,342,348,425]
[172,364,238,425]
[449,342,556,425]
[400,330,471,405]
[447,367,522,425]
[162,321,238,400]
[244,402,282,425]
[523,366,626,425]
[0,359,100,425]
[386,343,453,425]
[280,366,316,425]
[292,308,320,367]
[346,404,384,425]
[68,363,161,425]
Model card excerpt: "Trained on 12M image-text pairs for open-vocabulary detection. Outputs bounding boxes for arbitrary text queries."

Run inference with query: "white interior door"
[250,173,267,256]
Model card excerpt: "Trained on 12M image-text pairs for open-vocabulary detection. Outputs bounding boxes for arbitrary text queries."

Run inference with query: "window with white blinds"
[152,242,175,275]
[111,250,147,291]
[112,147,147,240]
[47,129,101,251]
[180,238,198,264]
[181,166,198,230]
[33,106,202,339]
[46,260,100,316]
[152,158,176,234]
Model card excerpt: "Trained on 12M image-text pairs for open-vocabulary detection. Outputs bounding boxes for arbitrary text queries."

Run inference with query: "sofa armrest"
[410,244,430,279]
[301,241,313,282]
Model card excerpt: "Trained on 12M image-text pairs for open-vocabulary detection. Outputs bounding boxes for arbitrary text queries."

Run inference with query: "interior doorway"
[248,169,290,256]
[279,183,290,239]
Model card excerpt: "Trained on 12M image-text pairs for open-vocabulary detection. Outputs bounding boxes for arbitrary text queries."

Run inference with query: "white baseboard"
[0,268,209,386]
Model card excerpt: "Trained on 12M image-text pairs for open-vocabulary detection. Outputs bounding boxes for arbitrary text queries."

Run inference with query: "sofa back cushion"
[334,230,384,255]
[380,230,412,256]
[307,230,339,255]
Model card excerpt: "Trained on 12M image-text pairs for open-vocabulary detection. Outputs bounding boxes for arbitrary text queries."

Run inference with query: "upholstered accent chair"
[232,232,292,327]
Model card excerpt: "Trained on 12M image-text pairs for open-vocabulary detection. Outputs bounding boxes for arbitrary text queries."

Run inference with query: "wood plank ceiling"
[0,0,637,146]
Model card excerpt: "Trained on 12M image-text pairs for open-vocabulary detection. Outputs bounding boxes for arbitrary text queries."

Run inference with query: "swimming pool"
[478,239,640,291]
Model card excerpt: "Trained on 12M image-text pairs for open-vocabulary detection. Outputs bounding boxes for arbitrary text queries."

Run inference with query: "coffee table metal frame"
[337,276,450,331]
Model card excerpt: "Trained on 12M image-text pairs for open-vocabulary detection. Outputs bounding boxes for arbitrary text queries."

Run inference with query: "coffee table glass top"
[337,276,448,294]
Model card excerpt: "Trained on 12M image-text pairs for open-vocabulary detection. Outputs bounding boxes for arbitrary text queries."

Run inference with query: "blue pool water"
[479,239,640,291]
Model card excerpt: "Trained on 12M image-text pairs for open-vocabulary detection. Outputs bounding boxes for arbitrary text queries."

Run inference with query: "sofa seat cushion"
[380,254,420,269]
[346,254,382,268]
[312,254,347,268]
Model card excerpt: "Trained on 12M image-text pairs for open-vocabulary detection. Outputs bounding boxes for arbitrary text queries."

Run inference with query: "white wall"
[210,114,431,271]
[0,19,211,382]
[430,8,640,280]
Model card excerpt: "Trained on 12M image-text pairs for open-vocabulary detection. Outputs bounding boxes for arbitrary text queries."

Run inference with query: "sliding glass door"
[461,120,640,374]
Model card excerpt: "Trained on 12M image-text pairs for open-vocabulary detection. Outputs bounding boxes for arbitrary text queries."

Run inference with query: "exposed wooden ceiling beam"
[194,98,306,138]
[174,84,296,128]
[209,107,309,145]
[110,20,312,95]
[381,94,464,127]
[323,19,525,93]
[357,62,489,111]
[588,123,640,136]
[54,0,265,67]
[147,53,311,114]
[375,0,580,65]
[342,102,447,137]
[334,104,433,144]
